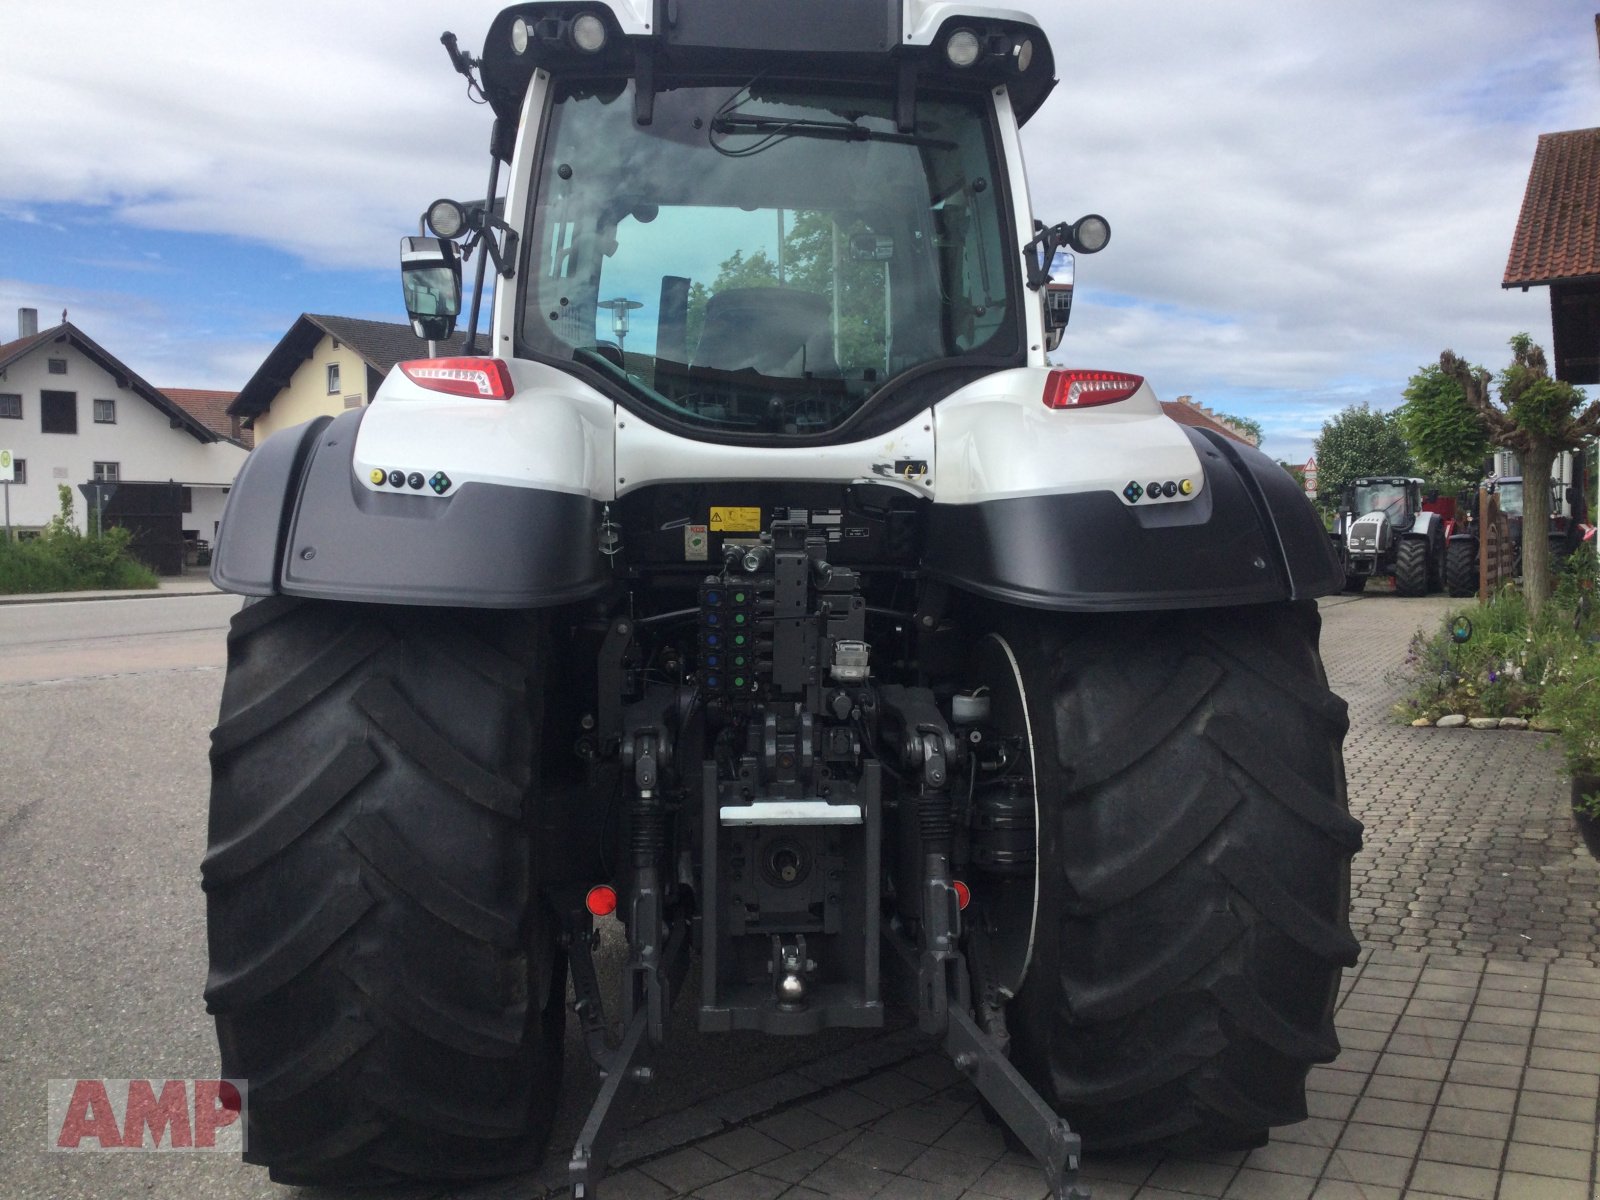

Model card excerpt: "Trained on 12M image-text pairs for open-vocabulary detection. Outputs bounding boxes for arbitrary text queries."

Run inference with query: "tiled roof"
[0,322,217,442]
[0,327,54,372]
[309,314,468,375]
[161,388,250,448]
[1161,398,1254,445]
[1504,127,1600,288]
[229,314,467,419]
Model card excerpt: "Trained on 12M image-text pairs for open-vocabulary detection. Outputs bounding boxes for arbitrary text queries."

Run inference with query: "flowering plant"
[1539,657,1600,798]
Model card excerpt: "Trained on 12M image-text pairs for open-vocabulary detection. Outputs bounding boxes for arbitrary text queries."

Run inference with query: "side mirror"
[1042,247,1074,352]
[400,237,461,341]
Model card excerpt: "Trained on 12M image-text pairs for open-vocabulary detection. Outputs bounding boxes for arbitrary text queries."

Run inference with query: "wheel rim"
[967,632,1041,997]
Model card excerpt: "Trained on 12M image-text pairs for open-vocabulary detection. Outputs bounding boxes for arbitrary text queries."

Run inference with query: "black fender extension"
[210,409,608,608]
[924,428,1342,612]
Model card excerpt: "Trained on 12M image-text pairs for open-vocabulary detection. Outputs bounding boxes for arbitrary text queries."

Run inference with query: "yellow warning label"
[709,506,761,532]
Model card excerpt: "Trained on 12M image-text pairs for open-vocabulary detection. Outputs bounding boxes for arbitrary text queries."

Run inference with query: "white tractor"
[203,4,1359,1196]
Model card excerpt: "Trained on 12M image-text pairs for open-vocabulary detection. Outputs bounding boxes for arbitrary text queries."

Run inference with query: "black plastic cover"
[213,409,609,609]
[924,428,1342,612]
[661,0,897,52]
[210,416,330,596]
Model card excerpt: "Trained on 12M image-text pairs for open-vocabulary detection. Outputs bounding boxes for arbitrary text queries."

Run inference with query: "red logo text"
[48,1079,246,1152]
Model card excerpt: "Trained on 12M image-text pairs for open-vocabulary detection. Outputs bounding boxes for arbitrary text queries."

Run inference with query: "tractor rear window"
[518,80,1016,435]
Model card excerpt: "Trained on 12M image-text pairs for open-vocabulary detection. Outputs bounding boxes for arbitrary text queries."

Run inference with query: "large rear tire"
[1394,537,1429,596]
[1445,539,1477,597]
[990,601,1359,1153]
[203,597,565,1184]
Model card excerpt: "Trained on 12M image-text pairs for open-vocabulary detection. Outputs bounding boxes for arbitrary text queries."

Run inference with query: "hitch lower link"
[565,729,691,1199]
[879,707,1089,1200]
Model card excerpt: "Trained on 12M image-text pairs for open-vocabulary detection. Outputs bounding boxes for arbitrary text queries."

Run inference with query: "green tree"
[1395,361,1491,494]
[1213,412,1263,447]
[1439,333,1600,615]
[1313,403,1414,504]
[685,211,888,372]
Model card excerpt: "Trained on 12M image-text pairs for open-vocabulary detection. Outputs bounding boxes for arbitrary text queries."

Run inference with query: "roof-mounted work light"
[571,13,607,52]
[945,29,981,67]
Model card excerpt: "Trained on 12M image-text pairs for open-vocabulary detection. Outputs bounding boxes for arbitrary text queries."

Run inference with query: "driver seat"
[692,287,840,378]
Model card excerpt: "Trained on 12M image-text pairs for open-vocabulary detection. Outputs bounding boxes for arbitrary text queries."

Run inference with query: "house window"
[47,358,67,375]
[181,487,192,513]
[8,458,24,484]
[0,393,20,419]
[41,390,77,434]
[343,393,363,409]
[93,461,119,482]
[326,363,341,394]
[93,398,117,424]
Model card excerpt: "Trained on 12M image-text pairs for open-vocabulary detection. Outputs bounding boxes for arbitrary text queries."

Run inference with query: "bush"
[0,485,160,594]
[1538,655,1600,782]
[1393,547,1600,722]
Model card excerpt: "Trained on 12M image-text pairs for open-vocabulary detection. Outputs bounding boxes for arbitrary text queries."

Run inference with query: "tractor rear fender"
[925,425,1343,611]
[214,365,1339,612]
[1410,510,1444,540]
[211,405,610,608]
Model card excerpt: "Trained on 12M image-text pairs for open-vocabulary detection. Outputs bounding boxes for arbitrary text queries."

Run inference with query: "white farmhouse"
[0,308,248,564]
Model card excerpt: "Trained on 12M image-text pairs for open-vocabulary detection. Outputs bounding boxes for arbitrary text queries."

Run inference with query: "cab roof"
[480,0,1055,150]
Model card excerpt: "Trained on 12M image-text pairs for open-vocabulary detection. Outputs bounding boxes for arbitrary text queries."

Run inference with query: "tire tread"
[997,601,1358,1154]
[205,598,562,1183]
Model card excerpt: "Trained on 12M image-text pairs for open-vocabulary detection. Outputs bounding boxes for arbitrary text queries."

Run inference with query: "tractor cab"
[1337,476,1422,558]
[1335,477,1444,595]
[1345,477,1421,531]
[402,0,1111,441]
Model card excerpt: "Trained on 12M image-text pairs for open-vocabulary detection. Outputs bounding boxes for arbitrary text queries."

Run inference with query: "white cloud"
[0,0,1595,458]
[0,277,272,391]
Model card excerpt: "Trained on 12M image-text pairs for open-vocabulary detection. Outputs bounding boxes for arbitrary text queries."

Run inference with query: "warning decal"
[709,506,761,532]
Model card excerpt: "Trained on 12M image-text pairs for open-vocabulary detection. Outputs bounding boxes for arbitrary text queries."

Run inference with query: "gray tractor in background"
[1332,476,1445,596]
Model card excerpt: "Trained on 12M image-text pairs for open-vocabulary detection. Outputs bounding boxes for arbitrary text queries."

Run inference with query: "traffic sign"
[0,449,12,482]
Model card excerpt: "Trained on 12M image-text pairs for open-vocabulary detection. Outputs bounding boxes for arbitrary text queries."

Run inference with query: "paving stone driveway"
[1325,594,1600,966]
[548,594,1600,1200]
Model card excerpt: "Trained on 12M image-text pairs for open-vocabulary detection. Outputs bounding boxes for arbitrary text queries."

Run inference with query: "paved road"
[0,591,235,685]
[2,591,1595,1200]
[0,594,881,1200]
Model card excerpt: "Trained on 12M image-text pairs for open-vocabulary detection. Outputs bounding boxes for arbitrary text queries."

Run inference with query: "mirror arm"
[461,122,513,355]
[1023,222,1069,291]
[476,220,520,279]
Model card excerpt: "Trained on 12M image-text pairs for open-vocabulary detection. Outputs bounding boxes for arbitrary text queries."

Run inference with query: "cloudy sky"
[2,1,1596,464]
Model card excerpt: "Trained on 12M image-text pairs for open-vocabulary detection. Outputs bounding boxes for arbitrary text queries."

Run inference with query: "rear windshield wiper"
[710,114,954,151]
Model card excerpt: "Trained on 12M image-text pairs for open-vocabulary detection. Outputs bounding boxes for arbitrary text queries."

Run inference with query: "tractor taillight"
[399,357,515,400]
[1041,369,1144,409]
